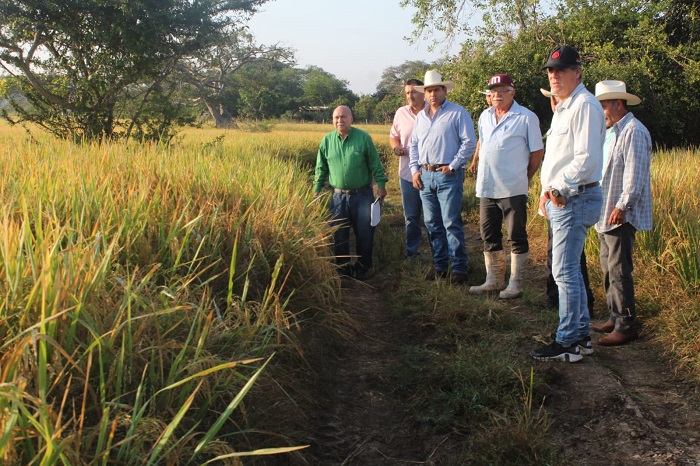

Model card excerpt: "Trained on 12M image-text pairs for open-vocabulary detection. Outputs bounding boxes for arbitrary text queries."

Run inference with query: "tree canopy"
[404,0,700,146]
[0,0,266,140]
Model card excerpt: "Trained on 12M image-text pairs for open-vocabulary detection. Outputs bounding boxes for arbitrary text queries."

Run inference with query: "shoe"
[598,330,638,346]
[450,272,469,285]
[354,263,371,281]
[577,336,594,355]
[339,264,354,278]
[592,320,615,333]
[425,269,448,281]
[531,341,583,362]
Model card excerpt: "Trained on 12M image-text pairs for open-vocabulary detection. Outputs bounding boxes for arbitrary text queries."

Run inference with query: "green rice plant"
[0,124,347,463]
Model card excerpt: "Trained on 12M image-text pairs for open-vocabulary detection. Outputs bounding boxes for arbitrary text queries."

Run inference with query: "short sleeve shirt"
[476,101,543,198]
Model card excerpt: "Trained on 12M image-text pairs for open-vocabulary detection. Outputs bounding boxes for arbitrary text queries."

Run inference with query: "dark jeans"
[400,177,423,257]
[329,186,375,271]
[599,223,637,333]
[546,220,594,312]
[479,195,529,254]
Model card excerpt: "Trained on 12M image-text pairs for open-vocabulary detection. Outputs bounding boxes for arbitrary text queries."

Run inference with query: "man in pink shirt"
[390,79,427,258]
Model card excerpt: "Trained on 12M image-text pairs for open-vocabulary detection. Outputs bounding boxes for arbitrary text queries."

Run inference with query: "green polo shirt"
[314,127,387,193]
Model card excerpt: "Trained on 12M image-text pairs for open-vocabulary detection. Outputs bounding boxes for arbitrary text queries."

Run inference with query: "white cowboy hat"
[414,70,455,92]
[540,88,555,98]
[478,90,491,95]
[595,80,641,105]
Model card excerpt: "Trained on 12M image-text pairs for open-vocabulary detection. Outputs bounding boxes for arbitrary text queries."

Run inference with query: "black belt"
[578,181,599,192]
[333,185,370,195]
[421,163,449,171]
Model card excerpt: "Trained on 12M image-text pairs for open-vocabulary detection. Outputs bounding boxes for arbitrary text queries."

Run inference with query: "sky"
[247,0,466,95]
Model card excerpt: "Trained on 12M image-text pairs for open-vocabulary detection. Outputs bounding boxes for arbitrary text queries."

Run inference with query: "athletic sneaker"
[577,336,594,355]
[531,341,583,362]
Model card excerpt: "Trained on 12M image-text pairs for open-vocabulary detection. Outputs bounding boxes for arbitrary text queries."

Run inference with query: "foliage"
[177,28,295,128]
[427,0,700,146]
[0,0,266,141]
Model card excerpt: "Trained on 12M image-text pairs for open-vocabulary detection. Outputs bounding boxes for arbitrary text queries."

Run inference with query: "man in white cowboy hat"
[469,74,544,299]
[591,80,652,346]
[409,70,476,284]
[531,45,605,363]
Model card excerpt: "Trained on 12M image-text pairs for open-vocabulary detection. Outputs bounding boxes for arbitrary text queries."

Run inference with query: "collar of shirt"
[489,100,522,124]
[425,99,450,119]
[335,127,354,140]
[613,111,635,135]
[555,82,587,111]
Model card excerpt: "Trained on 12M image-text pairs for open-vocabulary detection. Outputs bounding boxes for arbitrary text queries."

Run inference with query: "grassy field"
[0,120,698,464]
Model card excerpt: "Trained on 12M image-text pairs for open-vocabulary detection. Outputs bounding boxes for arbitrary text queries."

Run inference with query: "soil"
[299,235,700,465]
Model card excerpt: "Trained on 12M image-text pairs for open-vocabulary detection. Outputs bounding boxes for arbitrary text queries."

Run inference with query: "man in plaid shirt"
[592,80,652,346]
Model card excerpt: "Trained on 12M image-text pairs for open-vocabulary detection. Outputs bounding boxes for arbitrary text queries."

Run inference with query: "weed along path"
[299,246,700,465]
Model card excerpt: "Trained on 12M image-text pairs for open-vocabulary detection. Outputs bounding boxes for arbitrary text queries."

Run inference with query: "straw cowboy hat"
[595,80,641,105]
[414,70,455,92]
[540,88,554,98]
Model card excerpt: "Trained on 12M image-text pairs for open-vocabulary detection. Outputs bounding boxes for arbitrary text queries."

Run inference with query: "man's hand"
[608,207,626,225]
[539,194,549,220]
[412,172,423,190]
[468,158,477,175]
[549,189,567,208]
[438,165,454,175]
[377,187,387,200]
[313,191,320,198]
[392,146,406,156]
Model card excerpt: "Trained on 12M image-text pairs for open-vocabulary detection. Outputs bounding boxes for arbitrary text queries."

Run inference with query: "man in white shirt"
[469,74,543,299]
[531,45,605,362]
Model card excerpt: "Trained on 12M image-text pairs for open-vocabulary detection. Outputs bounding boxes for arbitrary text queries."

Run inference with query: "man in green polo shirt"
[314,105,388,279]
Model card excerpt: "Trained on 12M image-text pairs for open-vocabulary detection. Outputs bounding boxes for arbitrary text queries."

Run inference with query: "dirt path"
[306,274,449,465]
[538,332,700,465]
[302,259,700,465]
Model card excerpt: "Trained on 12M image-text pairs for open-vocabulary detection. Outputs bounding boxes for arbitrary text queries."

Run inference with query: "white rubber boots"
[469,251,528,299]
[469,250,506,293]
[499,252,528,299]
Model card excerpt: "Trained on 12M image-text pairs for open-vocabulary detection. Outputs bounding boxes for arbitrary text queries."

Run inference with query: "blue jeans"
[547,186,602,347]
[419,170,468,273]
[400,177,423,257]
[329,186,375,271]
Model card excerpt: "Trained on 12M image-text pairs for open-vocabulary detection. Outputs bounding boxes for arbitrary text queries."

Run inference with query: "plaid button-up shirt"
[595,111,653,233]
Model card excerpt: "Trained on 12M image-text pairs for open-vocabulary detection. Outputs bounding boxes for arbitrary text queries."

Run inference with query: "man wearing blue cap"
[531,45,605,362]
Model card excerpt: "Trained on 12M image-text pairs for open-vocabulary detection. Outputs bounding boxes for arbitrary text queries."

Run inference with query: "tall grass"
[0,127,339,464]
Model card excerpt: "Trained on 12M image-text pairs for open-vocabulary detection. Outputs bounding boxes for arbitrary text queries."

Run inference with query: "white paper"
[370,198,381,227]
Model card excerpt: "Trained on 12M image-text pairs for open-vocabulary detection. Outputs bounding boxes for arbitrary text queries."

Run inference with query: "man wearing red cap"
[469,74,544,298]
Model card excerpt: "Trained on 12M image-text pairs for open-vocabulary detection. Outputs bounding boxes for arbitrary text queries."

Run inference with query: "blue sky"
[247,0,466,95]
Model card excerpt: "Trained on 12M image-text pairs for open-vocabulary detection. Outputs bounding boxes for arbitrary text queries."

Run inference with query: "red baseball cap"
[487,74,515,89]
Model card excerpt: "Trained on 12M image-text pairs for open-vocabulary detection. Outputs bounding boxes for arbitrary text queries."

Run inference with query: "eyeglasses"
[489,88,513,95]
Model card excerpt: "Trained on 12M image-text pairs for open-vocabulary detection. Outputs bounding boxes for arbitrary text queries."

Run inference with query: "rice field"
[0,120,698,464]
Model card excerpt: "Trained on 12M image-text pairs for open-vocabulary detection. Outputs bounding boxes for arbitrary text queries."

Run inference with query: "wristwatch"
[550,188,561,198]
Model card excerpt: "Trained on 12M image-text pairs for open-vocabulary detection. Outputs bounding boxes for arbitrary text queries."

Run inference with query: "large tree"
[177,28,294,128]
[0,0,266,140]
